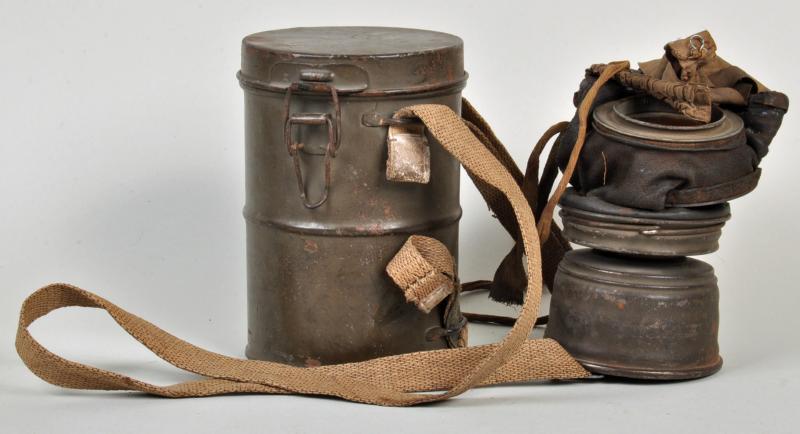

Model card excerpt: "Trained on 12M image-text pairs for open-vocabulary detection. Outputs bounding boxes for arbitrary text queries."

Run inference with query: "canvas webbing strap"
[15,61,629,406]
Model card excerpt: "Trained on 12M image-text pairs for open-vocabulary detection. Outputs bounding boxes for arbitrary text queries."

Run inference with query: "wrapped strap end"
[387,235,455,313]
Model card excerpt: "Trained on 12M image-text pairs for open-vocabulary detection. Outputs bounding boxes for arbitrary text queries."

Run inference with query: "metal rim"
[559,207,731,228]
[578,356,723,380]
[612,95,726,131]
[557,250,718,289]
[237,70,469,97]
[559,189,732,224]
[594,95,744,146]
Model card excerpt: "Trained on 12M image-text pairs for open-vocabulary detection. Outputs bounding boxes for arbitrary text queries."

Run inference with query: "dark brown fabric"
[460,61,631,304]
[461,100,571,303]
[556,31,789,211]
[733,91,790,159]
[639,31,768,97]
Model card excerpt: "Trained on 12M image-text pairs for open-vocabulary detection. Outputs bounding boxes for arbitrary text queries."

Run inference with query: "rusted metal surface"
[239,27,466,366]
[361,112,419,127]
[545,249,722,380]
[559,188,730,256]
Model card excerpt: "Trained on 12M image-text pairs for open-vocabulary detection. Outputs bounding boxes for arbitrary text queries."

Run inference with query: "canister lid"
[239,27,466,95]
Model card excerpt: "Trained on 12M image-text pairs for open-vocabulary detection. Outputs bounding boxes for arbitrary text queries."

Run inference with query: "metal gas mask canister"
[237,27,467,366]
[545,96,746,379]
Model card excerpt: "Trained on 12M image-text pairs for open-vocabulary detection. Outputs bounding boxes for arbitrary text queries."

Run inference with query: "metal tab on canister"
[386,123,431,184]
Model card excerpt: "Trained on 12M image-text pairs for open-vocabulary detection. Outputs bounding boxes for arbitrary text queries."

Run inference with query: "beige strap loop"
[387,235,456,314]
[16,102,593,406]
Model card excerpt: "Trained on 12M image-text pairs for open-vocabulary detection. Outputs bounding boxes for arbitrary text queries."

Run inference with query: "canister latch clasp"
[282,70,341,209]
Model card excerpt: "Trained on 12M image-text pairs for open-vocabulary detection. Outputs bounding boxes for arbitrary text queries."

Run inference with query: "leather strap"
[537,61,631,243]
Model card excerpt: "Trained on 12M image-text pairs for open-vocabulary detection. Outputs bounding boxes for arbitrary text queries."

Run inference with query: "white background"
[1,1,798,433]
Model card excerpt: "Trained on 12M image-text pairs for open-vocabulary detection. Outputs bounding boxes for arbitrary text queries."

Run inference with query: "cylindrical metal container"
[559,188,731,256]
[545,249,722,380]
[238,27,467,366]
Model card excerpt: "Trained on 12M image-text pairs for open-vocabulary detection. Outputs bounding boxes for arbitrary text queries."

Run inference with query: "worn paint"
[546,249,722,380]
[240,27,466,366]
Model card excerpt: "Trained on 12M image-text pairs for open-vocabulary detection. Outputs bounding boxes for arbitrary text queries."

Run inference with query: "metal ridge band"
[557,258,717,290]
[243,207,463,237]
[237,70,469,97]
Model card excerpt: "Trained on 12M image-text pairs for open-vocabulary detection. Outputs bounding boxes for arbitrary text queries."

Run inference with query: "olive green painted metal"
[545,249,722,380]
[238,27,466,366]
